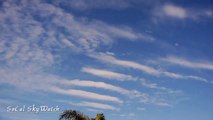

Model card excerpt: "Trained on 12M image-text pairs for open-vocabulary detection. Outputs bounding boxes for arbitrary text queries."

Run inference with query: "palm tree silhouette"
[95,113,105,120]
[59,110,105,120]
[59,110,89,120]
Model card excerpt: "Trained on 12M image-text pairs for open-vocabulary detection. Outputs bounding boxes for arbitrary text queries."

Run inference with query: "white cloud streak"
[89,53,160,75]
[89,53,208,82]
[81,67,137,81]
[0,67,123,104]
[59,79,160,102]
[113,113,135,118]
[0,64,181,107]
[155,4,213,20]
[161,56,213,70]
[81,67,182,93]
[58,79,180,106]
[58,100,118,110]
[59,79,130,95]
[49,86,123,103]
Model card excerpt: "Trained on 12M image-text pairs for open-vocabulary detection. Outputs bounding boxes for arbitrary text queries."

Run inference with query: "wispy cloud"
[0,111,41,120]
[89,53,160,75]
[162,4,187,19]
[53,0,131,10]
[81,67,137,81]
[49,86,123,103]
[58,79,181,106]
[154,4,213,20]
[0,64,184,107]
[1,0,212,119]
[161,56,213,70]
[86,108,103,113]
[59,79,130,94]
[0,0,155,109]
[113,112,135,117]
[137,107,146,111]
[0,67,124,104]
[162,71,208,82]
[0,0,152,69]
[81,67,181,93]
[58,100,118,110]
[0,99,14,107]
[89,52,207,82]
[59,79,152,101]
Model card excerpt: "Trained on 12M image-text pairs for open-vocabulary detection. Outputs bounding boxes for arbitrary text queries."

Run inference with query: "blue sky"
[0,0,213,120]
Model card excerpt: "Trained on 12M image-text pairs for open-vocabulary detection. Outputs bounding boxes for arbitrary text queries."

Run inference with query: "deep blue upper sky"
[0,0,213,120]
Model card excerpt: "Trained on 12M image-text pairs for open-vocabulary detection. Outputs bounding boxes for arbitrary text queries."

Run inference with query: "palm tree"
[59,110,89,120]
[95,113,105,120]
